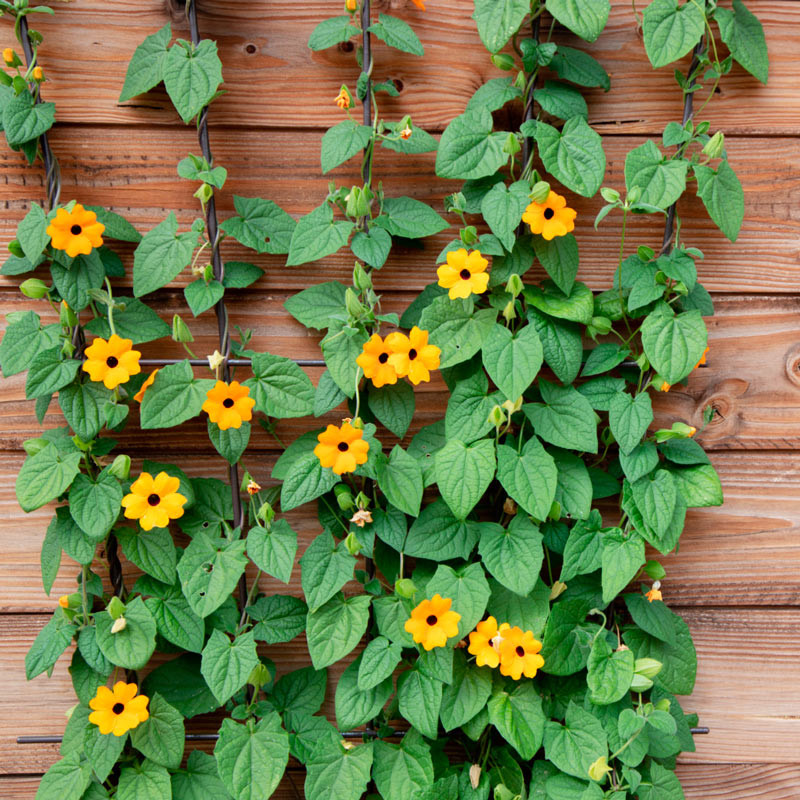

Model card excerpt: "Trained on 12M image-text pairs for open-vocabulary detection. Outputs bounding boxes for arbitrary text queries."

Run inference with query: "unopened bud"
[549,580,567,600]
[702,130,725,159]
[644,560,666,580]
[20,278,49,299]
[635,657,663,680]
[488,404,506,429]
[627,186,642,204]
[247,662,271,690]
[506,273,523,298]
[469,764,482,790]
[256,501,275,524]
[7,239,24,258]
[590,316,612,335]
[529,181,551,204]
[334,484,355,511]
[22,437,48,456]
[344,287,364,319]
[344,530,362,556]
[352,262,371,292]
[502,300,517,322]
[349,416,364,430]
[600,187,621,204]
[630,673,654,692]
[107,596,126,620]
[503,132,521,156]
[193,183,214,207]
[548,500,562,521]
[491,53,515,71]
[171,314,194,343]
[654,698,671,713]
[459,226,479,246]
[501,396,523,414]
[111,616,127,634]
[107,454,131,481]
[345,0,357,12]
[503,497,518,516]
[394,578,417,599]
[60,301,78,327]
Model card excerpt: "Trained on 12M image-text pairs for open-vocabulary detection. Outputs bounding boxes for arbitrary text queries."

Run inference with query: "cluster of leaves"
[0,1,768,800]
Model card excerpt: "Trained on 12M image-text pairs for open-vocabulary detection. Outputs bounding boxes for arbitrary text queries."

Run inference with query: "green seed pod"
[20,278,49,299]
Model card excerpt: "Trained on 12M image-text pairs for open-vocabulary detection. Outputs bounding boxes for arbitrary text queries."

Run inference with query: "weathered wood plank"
[19,1,797,135]
[1,131,797,295]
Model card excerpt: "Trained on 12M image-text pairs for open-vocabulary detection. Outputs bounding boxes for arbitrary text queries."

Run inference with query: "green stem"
[104,278,117,336]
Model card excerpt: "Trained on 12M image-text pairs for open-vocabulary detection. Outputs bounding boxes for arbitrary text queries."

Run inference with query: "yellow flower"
[693,346,709,371]
[88,682,149,737]
[82,334,141,390]
[659,380,671,392]
[2,48,14,65]
[346,0,357,9]
[467,616,501,668]
[356,334,399,388]
[436,248,490,300]
[121,471,187,531]
[497,623,544,680]
[202,381,255,430]
[646,582,663,603]
[687,426,697,438]
[46,203,105,257]
[404,594,461,651]
[314,421,369,475]
[385,326,441,385]
[133,369,158,403]
[522,191,576,240]
[58,595,69,609]
[246,479,261,495]
[32,66,43,81]
[335,87,351,110]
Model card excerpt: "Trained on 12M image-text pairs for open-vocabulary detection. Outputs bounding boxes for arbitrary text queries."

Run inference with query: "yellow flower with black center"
[436,248,490,300]
[133,369,158,403]
[82,334,142,389]
[46,203,105,257]
[522,191,576,241]
[88,682,149,736]
[467,616,501,668]
[356,333,399,388]
[497,623,544,680]
[202,381,255,430]
[385,326,441,385]
[314,421,369,475]
[404,593,461,651]
[121,471,187,531]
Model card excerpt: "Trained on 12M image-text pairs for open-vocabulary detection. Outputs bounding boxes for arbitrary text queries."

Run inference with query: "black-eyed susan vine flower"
[693,346,709,370]
[335,86,351,110]
[121,471,187,531]
[410,0,426,9]
[497,624,545,680]
[467,616,501,668]
[356,333,399,387]
[521,190,576,241]
[82,334,142,390]
[45,203,105,257]
[314,421,369,475]
[436,248,490,300]
[88,682,149,736]
[404,594,461,650]
[646,582,663,603]
[32,66,43,82]
[2,48,14,65]
[133,369,158,403]
[385,326,441,385]
[202,380,255,430]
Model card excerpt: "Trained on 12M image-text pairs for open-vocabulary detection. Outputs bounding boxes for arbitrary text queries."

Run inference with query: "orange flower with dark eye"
[133,369,158,403]
[522,191,576,241]
[89,682,149,736]
[314,421,369,475]
[404,594,460,650]
[82,334,142,389]
[468,616,501,668]
[385,326,440,386]
[121,471,187,531]
[497,623,544,680]
[46,203,105,257]
[202,381,255,430]
[335,87,351,110]
[436,248,489,300]
[356,333,399,388]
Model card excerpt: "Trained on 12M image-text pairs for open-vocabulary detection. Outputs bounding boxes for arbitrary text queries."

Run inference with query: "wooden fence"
[1,1,799,797]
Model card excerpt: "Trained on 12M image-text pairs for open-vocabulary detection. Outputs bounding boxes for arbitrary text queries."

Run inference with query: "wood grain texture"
[19,1,797,135]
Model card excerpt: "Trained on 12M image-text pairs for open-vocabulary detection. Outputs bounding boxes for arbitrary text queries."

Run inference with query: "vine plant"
[0,1,769,799]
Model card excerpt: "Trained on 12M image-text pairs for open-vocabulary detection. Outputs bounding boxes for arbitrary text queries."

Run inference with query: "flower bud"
[107,454,131,481]
[172,314,194,343]
[488,404,506,429]
[505,273,523,298]
[459,226,479,246]
[444,192,466,214]
[501,396,523,414]
[503,132,521,156]
[344,530,362,556]
[345,0,357,12]
[345,186,365,218]
[469,764,482,790]
[588,756,612,783]
[549,580,567,600]
[635,657,663,680]
[107,596,126,620]
[247,662,271,690]
[529,181,551,204]
[503,497,518,516]
[627,186,642,204]
[644,560,666,580]
[111,616,127,634]
[193,183,213,207]
[502,300,516,322]
[352,261,372,292]
[334,484,355,511]
[548,500,562,521]
[654,697,672,713]
[344,287,364,319]
[3,48,19,67]
[600,187,620,204]
[394,578,417,599]
[491,53,515,71]
[20,278,49,299]
[590,316,612,335]
[513,69,526,91]
[22,436,49,456]
[7,239,24,258]
[350,416,364,430]
[256,501,275,524]
[32,66,43,82]
[702,130,725,159]
[60,301,77,327]
[630,672,654,692]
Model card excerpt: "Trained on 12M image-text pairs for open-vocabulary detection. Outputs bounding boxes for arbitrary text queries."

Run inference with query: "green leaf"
[372,735,434,800]
[350,227,392,269]
[693,160,744,242]
[397,667,443,739]
[208,419,250,465]
[306,593,371,670]
[541,599,597,675]
[716,0,768,84]
[533,80,589,120]
[601,529,645,603]
[25,611,77,679]
[117,527,177,584]
[315,369,347,416]
[377,445,424,517]
[525,280,594,325]
[527,308,583,385]
[0,311,59,377]
[247,518,297,584]
[34,752,92,800]
[309,15,358,50]
[560,511,604,581]
[214,714,289,800]
[587,637,635,705]
[95,595,156,670]
[220,196,296,255]
[51,251,106,311]
[322,323,370,396]
[550,46,610,90]
[57,382,106,441]
[623,616,697,695]
[638,762,687,800]
[164,39,223,123]
[524,381,597,454]
[466,77,523,113]
[496,436,557,522]
[281,451,339,513]
[119,23,171,101]
[609,391,653,456]
[479,514,544,596]
[305,741,374,800]
[184,278,224,316]
[142,654,218,718]
[139,360,215,429]
[68,470,122,541]
[25,348,80,400]
[435,438,496,519]
[300,531,356,612]
[445,369,494,445]
[285,280,347,330]
[546,0,609,42]
[488,682,546,759]
[368,380,415,438]
[488,577,550,637]
[482,323,543,401]
[133,212,198,297]
[377,196,449,239]
[642,0,705,69]
[427,562,490,638]
[40,516,61,596]
[671,463,723,507]
[84,297,170,344]
[244,352,314,418]
[641,309,708,385]
[141,581,205,653]
[82,723,126,782]
[380,124,439,155]
[221,261,263,288]
[357,635,403,691]
[177,532,248,618]
[544,701,608,779]
[3,93,55,147]
[17,202,48,263]
[625,140,688,209]
[624,592,678,646]
[321,119,373,174]
[130,693,185,770]
[369,13,424,55]
[439,649,492,731]
[171,750,232,799]
[272,665,327,727]
[420,296,496,369]
[201,629,260,704]
[247,594,307,644]
[535,117,605,197]
[435,107,509,180]
[16,443,81,512]
[480,181,530,252]
[286,202,354,267]
[472,0,530,53]
[404,498,479,561]
[533,233,580,296]
[631,469,677,537]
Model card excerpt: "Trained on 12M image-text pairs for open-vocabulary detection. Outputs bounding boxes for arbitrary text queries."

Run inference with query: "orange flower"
[646,582,663,603]
[314,421,369,475]
[687,426,697,438]
[82,334,141,390]
[497,623,544,680]
[468,616,500,668]
[46,203,105,257]
[335,86,351,110]
[404,594,461,650]
[58,595,69,609]
[2,48,14,65]
[32,66,43,81]
[410,0,426,9]
[693,346,709,371]
[522,191,576,240]
[121,471,187,531]
[436,249,490,300]
[346,0,357,10]
[356,334,399,388]
[133,369,158,403]
[385,326,440,385]
[659,380,671,392]
[89,682,149,736]
[246,479,261,495]
[202,381,255,430]
[400,124,413,140]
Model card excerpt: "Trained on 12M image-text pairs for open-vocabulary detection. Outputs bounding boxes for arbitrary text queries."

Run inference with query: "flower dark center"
[543,207,555,220]
[338,441,349,452]
[408,348,418,360]
[515,645,525,657]
[378,352,389,364]
[147,493,161,506]
[106,356,119,368]
[459,268,471,280]
[112,703,125,715]
[223,398,235,408]
[70,224,83,235]
[426,615,438,626]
